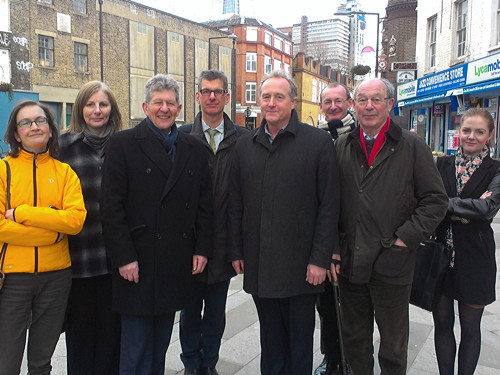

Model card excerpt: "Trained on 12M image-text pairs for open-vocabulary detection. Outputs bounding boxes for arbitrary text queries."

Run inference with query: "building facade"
[1,0,235,149]
[207,15,293,128]
[291,16,350,75]
[397,0,500,156]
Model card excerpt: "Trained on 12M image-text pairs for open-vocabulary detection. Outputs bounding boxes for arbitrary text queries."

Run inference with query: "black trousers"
[316,280,341,365]
[65,274,121,375]
[253,293,317,375]
[338,275,412,375]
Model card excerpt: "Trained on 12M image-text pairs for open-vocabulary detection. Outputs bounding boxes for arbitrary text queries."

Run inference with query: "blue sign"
[417,65,467,96]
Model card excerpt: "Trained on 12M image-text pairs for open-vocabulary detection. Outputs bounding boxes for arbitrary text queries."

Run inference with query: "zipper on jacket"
[33,154,39,273]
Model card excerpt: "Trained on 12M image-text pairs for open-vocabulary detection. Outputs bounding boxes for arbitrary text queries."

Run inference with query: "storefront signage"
[417,65,467,96]
[397,81,417,100]
[466,53,500,85]
[397,71,415,83]
[433,104,444,115]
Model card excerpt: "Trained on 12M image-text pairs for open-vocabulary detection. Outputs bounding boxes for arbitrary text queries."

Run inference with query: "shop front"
[396,52,500,157]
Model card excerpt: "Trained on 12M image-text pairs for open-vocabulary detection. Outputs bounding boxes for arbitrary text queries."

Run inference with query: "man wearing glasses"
[334,78,448,374]
[179,70,248,375]
[319,82,355,141]
[315,82,355,375]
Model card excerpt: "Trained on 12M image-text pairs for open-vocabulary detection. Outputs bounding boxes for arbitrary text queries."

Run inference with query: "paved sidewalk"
[22,221,500,374]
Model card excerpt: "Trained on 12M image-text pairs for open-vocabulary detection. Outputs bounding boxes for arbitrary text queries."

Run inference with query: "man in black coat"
[179,70,248,375]
[334,78,448,375]
[229,70,340,375]
[101,74,213,375]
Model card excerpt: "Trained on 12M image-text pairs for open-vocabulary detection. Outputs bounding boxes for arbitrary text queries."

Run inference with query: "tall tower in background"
[337,0,365,70]
[223,0,240,14]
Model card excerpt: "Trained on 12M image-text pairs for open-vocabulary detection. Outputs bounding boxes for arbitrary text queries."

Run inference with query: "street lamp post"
[208,33,238,119]
[208,34,237,70]
[334,10,380,77]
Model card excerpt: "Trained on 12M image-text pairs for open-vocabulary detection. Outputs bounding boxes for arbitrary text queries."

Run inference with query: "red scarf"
[359,117,391,166]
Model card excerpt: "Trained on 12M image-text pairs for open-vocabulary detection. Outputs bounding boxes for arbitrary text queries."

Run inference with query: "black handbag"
[410,237,452,311]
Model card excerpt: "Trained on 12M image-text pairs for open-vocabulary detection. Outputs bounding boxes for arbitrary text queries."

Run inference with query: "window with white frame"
[274,58,281,70]
[428,16,437,68]
[456,0,467,57]
[284,42,291,55]
[246,82,256,103]
[0,0,9,31]
[312,79,318,103]
[264,31,272,45]
[246,52,257,72]
[73,0,86,14]
[283,63,290,74]
[497,0,500,45]
[274,37,283,51]
[264,55,272,73]
[74,42,88,72]
[246,27,258,42]
[38,35,54,67]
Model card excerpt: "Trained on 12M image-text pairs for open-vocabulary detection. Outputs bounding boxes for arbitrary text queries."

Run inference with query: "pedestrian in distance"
[179,69,248,375]
[101,74,213,375]
[334,78,448,375]
[433,108,500,375]
[0,100,86,375]
[229,70,340,375]
[59,81,124,375]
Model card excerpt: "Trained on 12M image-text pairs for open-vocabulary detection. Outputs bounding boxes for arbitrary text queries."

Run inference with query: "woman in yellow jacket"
[0,100,86,375]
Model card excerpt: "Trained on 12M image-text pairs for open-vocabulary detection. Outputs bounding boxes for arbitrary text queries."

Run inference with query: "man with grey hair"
[334,78,448,374]
[229,70,340,374]
[101,74,213,374]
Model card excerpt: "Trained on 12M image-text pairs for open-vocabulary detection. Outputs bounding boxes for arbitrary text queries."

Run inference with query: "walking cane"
[332,275,349,375]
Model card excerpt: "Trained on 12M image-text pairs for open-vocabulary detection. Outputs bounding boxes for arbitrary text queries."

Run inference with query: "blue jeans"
[179,279,230,369]
[120,313,175,375]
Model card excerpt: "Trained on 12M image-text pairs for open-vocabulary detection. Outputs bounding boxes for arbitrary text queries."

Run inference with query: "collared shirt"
[363,131,379,141]
[265,123,288,143]
[202,119,225,151]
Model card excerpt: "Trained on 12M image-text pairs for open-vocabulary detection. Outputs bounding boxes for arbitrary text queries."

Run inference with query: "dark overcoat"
[336,120,448,285]
[180,112,248,284]
[229,109,340,298]
[435,155,500,305]
[101,120,213,315]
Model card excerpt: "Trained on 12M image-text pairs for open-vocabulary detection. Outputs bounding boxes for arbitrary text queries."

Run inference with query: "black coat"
[180,113,248,284]
[229,110,340,298]
[336,121,448,285]
[101,121,213,315]
[435,155,500,305]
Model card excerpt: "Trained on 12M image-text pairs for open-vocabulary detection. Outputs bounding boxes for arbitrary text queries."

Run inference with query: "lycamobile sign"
[397,81,417,100]
[467,53,500,85]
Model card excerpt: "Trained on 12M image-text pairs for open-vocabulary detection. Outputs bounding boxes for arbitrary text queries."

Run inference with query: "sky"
[134,0,388,29]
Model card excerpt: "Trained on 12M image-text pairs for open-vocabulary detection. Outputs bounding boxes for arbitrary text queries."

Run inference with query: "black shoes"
[184,368,219,375]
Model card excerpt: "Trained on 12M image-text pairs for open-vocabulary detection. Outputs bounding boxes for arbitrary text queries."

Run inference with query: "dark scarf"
[327,112,356,139]
[83,125,113,157]
[146,117,178,161]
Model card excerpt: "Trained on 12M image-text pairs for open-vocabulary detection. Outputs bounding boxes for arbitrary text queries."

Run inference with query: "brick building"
[292,52,352,126]
[206,15,293,128]
[2,0,235,135]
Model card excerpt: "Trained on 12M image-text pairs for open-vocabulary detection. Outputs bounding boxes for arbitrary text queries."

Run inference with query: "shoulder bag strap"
[1,159,11,269]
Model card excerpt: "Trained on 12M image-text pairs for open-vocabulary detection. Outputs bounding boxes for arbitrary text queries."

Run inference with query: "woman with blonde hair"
[434,108,500,374]
[59,81,123,375]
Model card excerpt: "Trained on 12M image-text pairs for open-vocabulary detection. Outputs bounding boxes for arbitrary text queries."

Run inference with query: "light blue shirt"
[202,119,225,151]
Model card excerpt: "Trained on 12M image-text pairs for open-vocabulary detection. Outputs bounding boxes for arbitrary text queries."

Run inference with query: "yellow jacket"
[0,149,86,274]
